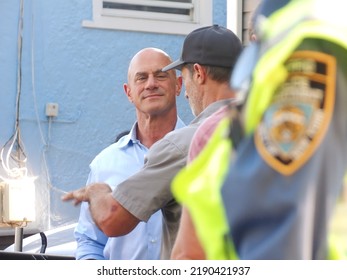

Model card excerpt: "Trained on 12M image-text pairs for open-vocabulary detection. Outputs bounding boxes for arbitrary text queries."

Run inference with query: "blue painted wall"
[0,0,227,232]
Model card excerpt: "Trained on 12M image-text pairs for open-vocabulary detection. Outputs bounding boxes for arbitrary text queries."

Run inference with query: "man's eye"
[156,74,167,80]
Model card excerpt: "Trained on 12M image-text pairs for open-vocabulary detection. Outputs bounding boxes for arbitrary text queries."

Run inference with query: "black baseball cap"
[162,24,242,72]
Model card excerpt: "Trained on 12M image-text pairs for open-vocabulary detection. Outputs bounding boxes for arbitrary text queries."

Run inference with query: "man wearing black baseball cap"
[62,25,242,259]
[163,24,242,117]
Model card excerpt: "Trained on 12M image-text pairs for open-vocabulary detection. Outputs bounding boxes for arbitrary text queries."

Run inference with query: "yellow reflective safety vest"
[172,116,237,260]
[172,0,347,260]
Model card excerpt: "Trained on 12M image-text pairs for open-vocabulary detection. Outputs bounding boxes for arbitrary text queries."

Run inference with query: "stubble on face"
[182,67,202,117]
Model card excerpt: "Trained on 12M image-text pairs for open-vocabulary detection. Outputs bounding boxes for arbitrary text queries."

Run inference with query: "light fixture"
[1,177,36,224]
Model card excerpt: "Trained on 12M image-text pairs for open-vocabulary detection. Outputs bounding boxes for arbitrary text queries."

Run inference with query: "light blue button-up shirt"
[74,118,185,260]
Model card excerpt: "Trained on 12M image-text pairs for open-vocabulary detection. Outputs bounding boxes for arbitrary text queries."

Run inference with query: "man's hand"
[61,187,88,205]
[62,183,139,236]
[61,183,112,206]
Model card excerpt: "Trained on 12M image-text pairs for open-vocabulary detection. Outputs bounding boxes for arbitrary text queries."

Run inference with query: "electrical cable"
[0,0,27,182]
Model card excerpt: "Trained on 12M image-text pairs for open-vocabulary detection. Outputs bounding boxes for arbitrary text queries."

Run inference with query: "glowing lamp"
[1,177,36,223]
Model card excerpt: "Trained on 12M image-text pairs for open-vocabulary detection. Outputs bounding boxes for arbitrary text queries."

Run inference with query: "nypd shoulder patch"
[255,50,336,175]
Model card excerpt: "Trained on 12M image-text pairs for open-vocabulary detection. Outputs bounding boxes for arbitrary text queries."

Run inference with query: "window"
[82,0,213,35]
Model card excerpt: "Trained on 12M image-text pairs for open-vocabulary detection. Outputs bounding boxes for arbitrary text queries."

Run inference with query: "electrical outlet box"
[1,179,36,223]
[45,103,59,117]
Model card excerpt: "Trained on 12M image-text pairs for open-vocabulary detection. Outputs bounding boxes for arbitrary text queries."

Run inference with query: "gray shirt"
[113,99,233,259]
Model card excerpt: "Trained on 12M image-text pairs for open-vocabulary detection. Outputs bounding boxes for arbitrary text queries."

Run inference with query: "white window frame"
[82,0,213,35]
[227,0,243,40]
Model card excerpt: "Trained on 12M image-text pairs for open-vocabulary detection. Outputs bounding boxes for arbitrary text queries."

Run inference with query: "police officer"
[172,0,347,259]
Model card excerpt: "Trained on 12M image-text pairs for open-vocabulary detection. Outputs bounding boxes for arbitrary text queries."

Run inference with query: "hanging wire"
[0,0,27,182]
[0,0,32,228]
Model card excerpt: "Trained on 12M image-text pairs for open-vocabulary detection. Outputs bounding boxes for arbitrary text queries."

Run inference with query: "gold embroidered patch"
[255,51,336,175]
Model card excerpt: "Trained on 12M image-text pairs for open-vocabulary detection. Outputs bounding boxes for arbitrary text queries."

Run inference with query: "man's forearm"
[62,182,140,237]
[87,184,140,237]
[87,184,113,230]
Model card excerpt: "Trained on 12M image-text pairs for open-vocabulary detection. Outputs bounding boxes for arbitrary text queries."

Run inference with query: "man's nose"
[145,75,158,89]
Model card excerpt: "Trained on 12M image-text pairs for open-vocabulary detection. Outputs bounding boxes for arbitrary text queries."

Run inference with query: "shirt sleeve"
[113,136,188,222]
[74,169,108,260]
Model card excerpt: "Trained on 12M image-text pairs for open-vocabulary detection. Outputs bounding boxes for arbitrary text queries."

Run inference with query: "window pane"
[83,0,212,35]
[103,1,192,16]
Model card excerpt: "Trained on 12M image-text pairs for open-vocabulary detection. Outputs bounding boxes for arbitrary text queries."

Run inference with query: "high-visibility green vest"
[171,0,347,260]
[172,117,237,260]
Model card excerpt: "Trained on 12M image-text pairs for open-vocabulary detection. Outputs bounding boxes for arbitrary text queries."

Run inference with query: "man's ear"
[193,63,206,84]
[123,83,133,103]
[176,76,183,96]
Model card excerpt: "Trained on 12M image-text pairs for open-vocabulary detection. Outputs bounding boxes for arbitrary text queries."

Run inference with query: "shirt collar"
[115,122,138,148]
[191,98,235,125]
[116,116,185,148]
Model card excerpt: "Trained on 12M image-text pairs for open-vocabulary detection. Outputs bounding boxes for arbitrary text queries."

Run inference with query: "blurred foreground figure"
[172,0,347,259]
